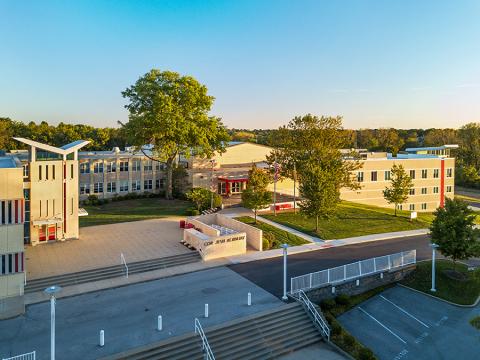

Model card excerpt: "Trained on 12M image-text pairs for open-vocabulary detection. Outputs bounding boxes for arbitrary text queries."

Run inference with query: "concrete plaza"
[25,217,190,279]
[0,267,282,360]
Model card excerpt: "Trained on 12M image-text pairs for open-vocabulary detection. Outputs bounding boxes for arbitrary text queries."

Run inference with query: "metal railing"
[297,290,330,341]
[194,318,215,360]
[2,351,36,360]
[291,250,416,294]
[120,253,128,278]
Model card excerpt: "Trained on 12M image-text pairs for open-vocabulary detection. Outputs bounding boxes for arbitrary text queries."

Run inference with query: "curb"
[397,283,480,308]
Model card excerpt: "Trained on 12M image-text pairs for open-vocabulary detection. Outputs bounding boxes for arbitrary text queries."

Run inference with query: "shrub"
[186,208,200,216]
[335,294,351,306]
[262,232,275,250]
[330,319,343,336]
[343,333,356,348]
[358,347,376,360]
[320,298,336,310]
[87,195,99,206]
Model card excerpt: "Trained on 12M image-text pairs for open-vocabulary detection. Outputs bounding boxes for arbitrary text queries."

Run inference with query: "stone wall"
[302,265,415,303]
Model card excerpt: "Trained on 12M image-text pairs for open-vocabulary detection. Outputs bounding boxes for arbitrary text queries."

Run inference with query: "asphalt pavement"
[229,235,432,297]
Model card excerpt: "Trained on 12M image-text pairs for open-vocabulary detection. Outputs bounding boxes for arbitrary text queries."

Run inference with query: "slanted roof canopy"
[14,138,90,155]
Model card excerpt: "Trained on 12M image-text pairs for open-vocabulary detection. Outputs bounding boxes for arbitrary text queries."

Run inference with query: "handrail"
[194,318,215,360]
[297,290,331,341]
[120,253,128,278]
[3,351,36,360]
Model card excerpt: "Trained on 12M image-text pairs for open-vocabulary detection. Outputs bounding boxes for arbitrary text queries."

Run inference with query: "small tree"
[383,164,413,216]
[241,165,272,223]
[185,188,221,211]
[430,198,480,271]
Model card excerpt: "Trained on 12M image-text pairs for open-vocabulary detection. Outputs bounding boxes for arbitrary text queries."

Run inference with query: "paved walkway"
[256,215,324,243]
[277,343,347,360]
[26,217,189,279]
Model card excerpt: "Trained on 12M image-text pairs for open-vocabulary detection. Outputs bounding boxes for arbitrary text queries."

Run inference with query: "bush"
[330,319,343,336]
[262,232,275,250]
[186,208,200,216]
[335,294,351,306]
[343,333,356,348]
[320,298,336,310]
[358,347,376,360]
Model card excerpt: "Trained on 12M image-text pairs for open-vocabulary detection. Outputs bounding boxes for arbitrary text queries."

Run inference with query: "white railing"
[3,351,36,360]
[120,253,128,278]
[290,250,416,294]
[194,318,215,360]
[297,290,330,341]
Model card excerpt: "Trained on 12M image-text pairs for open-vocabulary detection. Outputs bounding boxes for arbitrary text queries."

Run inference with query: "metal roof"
[405,145,459,152]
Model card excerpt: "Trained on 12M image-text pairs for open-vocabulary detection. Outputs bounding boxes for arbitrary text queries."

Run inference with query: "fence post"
[401,252,405,266]
[247,292,251,306]
[327,269,330,284]
[204,303,209,318]
[388,255,391,270]
[157,315,162,331]
[373,257,377,272]
[309,273,312,289]
[358,261,362,276]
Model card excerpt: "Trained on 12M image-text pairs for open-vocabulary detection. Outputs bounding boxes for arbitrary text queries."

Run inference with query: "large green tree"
[241,165,272,223]
[383,164,414,216]
[121,69,230,199]
[430,198,480,271]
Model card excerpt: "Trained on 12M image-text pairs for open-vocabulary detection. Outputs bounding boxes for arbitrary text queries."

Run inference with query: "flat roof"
[0,156,18,169]
[405,145,459,152]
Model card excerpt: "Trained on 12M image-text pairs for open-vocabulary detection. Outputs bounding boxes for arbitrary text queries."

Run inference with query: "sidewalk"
[256,215,324,243]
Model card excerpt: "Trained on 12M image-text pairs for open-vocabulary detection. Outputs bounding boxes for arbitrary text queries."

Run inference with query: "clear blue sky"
[1,0,479,129]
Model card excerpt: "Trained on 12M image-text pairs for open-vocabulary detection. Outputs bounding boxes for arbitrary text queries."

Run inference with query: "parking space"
[338,286,480,360]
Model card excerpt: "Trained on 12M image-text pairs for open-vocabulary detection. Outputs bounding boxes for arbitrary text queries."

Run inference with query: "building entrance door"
[39,226,47,242]
[48,225,56,240]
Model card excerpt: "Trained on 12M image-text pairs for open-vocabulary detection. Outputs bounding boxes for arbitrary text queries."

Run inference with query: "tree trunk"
[394,204,397,216]
[165,157,175,200]
[316,216,319,232]
[254,209,257,224]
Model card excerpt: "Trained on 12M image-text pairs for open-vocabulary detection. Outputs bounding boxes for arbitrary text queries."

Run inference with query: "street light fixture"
[430,243,439,292]
[281,243,289,301]
[44,285,62,360]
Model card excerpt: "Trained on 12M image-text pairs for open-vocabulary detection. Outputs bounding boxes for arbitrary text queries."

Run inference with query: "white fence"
[3,351,36,360]
[290,250,416,294]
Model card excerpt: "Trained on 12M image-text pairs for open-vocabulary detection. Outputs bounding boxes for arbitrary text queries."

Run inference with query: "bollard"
[331,286,336,294]
[356,279,360,286]
[204,303,209,318]
[380,273,384,279]
[99,330,105,347]
[157,315,162,331]
[247,292,252,306]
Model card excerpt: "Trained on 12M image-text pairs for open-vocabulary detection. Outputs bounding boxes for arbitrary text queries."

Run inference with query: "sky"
[1,0,480,130]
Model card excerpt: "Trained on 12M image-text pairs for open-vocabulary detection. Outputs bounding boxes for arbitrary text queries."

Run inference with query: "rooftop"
[0,156,19,169]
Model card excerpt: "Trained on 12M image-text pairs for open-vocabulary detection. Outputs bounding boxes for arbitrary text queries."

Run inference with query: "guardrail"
[3,351,36,360]
[194,318,215,360]
[296,290,330,341]
[120,253,128,278]
[291,250,416,294]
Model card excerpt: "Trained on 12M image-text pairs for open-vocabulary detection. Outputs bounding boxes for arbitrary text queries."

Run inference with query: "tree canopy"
[383,164,414,216]
[241,165,272,222]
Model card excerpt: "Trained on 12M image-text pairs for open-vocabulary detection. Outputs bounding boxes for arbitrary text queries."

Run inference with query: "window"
[93,183,104,194]
[357,172,364,182]
[52,165,56,180]
[0,251,24,275]
[384,171,391,181]
[446,185,452,193]
[107,161,116,173]
[94,162,104,174]
[409,170,415,179]
[421,203,427,210]
[409,188,415,195]
[433,186,439,194]
[39,165,42,180]
[132,160,141,172]
[0,200,24,225]
[371,171,377,182]
[144,160,153,171]
[421,169,428,179]
[156,178,166,189]
[120,181,129,192]
[433,169,439,178]
[409,204,415,211]
[107,182,116,193]
[446,168,453,178]
[23,164,29,178]
[71,164,74,179]
[80,163,90,174]
[46,165,49,180]
[421,187,427,194]
[80,184,90,195]
[144,179,153,190]
[396,204,403,211]
[120,161,129,172]
[132,180,141,191]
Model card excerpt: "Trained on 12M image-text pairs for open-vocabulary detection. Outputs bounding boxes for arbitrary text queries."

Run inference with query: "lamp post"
[44,285,62,360]
[430,243,439,292]
[210,160,215,209]
[281,243,289,301]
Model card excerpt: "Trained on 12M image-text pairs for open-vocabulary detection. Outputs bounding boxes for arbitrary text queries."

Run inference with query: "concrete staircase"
[24,252,201,294]
[102,302,323,360]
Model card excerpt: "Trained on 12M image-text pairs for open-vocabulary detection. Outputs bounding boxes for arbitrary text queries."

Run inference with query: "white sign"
[410,211,417,219]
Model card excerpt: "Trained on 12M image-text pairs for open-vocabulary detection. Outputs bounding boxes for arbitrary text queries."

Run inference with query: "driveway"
[338,286,480,360]
[25,218,190,279]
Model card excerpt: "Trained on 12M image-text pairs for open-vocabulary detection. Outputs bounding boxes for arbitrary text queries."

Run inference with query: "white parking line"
[380,295,430,328]
[358,307,407,344]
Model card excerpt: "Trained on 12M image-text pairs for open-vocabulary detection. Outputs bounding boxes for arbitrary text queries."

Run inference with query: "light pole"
[430,243,439,292]
[44,285,62,360]
[281,243,288,301]
[210,160,215,209]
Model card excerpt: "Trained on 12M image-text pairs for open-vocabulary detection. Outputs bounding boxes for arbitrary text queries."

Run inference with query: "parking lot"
[338,286,480,360]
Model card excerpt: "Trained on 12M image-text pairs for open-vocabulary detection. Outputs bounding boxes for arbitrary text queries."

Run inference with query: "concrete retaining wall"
[303,265,415,303]
[216,214,263,251]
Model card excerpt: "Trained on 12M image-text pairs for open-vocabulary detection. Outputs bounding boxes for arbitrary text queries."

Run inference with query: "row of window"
[80,161,166,174]
[408,185,453,195]
[0,252,25,275]
[0,200,24,225]
[36,164,74,181]
[357,168,453,182]
[38,198,74,217]
[398,203,430,211]
[80,179,166,194]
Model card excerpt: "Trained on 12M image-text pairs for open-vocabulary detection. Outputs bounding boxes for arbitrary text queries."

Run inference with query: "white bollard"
[157,315,162,331]
[99,330,105,347]
[380,273,384,279]
[332,286,336,294]
[356,279,360,286]
[204,303,209,318]
[247,292,252,306]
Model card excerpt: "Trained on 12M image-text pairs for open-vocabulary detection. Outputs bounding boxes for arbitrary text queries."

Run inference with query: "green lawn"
[79,198,191,227]
[261,202,433,240]
[234,216,309,249]
[401,260,480,305]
